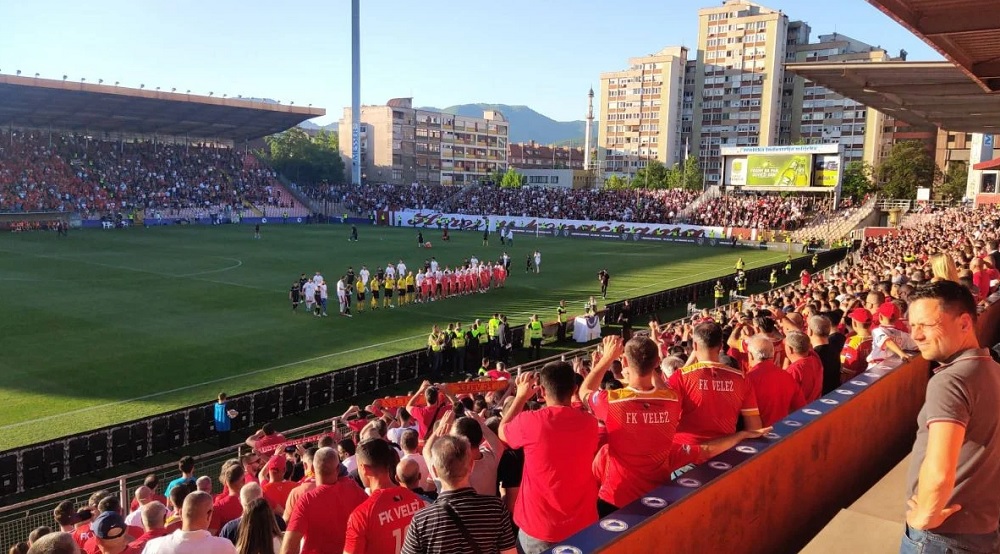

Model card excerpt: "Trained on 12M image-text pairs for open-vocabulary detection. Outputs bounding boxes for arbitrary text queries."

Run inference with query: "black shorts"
[373,291,380,299]
[407,285,415,293]
[386,289,393,298]
[357,292,365,301]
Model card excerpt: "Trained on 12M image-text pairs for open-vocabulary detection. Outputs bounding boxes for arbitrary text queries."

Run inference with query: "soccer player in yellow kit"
[384,275,396,309]
[405,271,415,305]
[397,273,407,306]
[370,277,380,310]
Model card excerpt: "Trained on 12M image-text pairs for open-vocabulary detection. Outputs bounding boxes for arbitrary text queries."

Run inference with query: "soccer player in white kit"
[385,263,396,280]
[336,277,351,317]
[396,259,407,278]
[302,280,316,313]
[533,250,541,274]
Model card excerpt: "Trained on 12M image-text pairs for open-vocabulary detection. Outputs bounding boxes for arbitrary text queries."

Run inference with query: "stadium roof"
[0,74,325,141]
[784,61,1000,133]
[867,0,1000,92]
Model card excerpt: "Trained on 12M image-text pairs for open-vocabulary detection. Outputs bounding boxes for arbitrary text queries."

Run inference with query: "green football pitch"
[0,224,792,450]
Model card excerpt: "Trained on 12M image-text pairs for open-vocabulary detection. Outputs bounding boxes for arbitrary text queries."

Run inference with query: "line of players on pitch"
[288,255,518,317]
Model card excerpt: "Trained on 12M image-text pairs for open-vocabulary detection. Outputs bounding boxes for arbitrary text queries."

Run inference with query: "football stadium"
[4,1,1000,553]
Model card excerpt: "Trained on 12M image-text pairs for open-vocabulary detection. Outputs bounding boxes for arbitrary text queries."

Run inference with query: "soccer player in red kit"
[344,440,425,554]
[424,274,435,301]
[669,322,763,446]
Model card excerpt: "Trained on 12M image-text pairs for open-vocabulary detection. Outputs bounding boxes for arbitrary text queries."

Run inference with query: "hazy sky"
[1,1,941,124]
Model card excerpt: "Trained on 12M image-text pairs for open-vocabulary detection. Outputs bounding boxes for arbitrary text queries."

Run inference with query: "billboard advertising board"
[746,154,812,187]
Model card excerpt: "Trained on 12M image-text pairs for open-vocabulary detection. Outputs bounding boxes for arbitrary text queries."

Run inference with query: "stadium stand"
[0,130,310,219]
[4,203,999,553]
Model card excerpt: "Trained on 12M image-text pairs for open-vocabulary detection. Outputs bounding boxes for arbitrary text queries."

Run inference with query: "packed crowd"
[12,205,1000,554]
[0,131,297,218]
[690,193,822,230]
[302,184,453,214]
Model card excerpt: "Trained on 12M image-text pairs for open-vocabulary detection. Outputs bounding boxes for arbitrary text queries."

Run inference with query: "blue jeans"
[518,529,555,554]
[900,524,1000,554]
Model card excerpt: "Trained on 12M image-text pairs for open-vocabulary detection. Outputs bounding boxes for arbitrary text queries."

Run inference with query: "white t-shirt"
[336,280,346,296]
[397,263,407,276]
[303,282,316,300]
[401,453,433,489]
[124,507,143,528]
[313,274,323,286]
[415,273,425,287]
[534,252,541,264]
[430,260,439,272]
[342,455,357,474]
[319,283,328,300]
[142,529,237,554]
[386,266,396,278]
[867,326,918,372]
[387,424,417,446]
[359,269,370,285]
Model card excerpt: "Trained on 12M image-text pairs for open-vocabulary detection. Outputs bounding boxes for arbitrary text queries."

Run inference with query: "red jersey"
[263,479,299,511]
[503,406,600,542]
[344,486,425,554]
[669,361,759,445]
[287,479,369,554]
[785,351,823,403]
[128,528,170,552]
[82,525,144,554]
[210,492,243,531]
[72,523,93,548]
[747,361,806,426]
[587,387,682,507]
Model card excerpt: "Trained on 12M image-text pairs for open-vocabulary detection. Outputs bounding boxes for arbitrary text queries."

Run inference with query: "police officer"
[527,314,544,360]
[714,280,725,308]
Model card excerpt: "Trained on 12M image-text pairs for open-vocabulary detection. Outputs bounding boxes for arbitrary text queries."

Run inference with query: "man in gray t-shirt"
[902,282,1000,553]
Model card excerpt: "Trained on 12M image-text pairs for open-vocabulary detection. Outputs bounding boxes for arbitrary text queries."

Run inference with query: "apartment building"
[691,0,791,183]
[508,141,585,170]
[338,98,508,186]
[597,46,689,177]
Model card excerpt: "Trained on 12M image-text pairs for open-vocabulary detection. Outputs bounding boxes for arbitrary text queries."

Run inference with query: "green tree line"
[258,127,346,184]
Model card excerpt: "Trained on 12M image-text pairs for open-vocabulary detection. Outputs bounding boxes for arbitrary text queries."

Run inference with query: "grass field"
[0,224,793,450]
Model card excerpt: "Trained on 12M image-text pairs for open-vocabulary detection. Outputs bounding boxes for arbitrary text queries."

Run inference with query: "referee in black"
[598,269,610,299]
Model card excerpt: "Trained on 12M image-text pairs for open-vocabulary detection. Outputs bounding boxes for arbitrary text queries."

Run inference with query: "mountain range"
[300,103,595,145]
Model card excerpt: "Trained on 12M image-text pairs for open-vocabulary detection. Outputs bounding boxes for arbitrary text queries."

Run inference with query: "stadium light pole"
[351,0,361,186]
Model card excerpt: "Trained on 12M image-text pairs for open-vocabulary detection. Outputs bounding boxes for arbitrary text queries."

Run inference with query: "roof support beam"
[972,59,1000,80]
[919,12,1000,37]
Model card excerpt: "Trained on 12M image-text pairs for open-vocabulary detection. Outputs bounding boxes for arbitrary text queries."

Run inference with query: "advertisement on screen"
[813,155,841,188]
[746,154,812,187]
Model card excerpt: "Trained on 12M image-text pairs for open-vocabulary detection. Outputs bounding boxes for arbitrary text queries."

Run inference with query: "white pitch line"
[0,331,428,431]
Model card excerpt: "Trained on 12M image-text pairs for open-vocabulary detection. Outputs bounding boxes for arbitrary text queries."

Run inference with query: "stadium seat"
[0,452,18,496]
[111,425,146,465]
[252,390,280,426]
[150,413,186,455]
[22,444,64,490]
[68,434,107,477]
[398,354,418,383]
[307,375,333,409]
[226,397,251,432]
[375,359,398,390]
[280,382,308,417]
[186,405,211,443]
[355,363,376,395]
[333,368,356,401]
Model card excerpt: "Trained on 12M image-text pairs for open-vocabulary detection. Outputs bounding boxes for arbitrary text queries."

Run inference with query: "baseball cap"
[92,511,127,540]
[848,308,872,324]
[266,454,287,473]
[876,302,900,321]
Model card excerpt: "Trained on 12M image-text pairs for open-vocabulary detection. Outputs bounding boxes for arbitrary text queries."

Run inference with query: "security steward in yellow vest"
[714,280,725,308]
[427,325,445,378]
[770,268,778,288]
[527,314,544,361]
[784,256,793,275]
[487,313,501,358]
[452,323,468,375]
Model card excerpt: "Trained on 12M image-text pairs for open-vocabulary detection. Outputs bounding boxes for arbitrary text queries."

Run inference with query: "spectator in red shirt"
[245,423,286,454]
[500,362,599,554]
[783,331,824,402]
[210,463,246,535]
[280,447,368,554]
[282,447,318,523]
[129,475,168,513]
[89,511,136,554]
[670,323,763,445]
[71,490,110,548]
[82,496,143,554]
[746,335,806,426]
[345,440,426,554]
[405,381,455,440]
[261,455,297,514]
[127,501,169,552]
